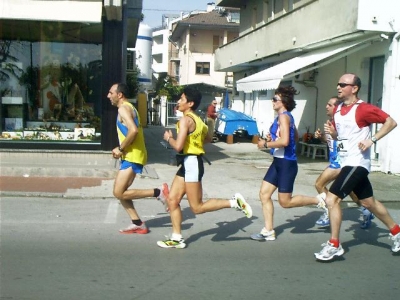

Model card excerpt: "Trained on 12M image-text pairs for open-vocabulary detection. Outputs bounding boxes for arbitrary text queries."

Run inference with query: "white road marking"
[104,201,119,223]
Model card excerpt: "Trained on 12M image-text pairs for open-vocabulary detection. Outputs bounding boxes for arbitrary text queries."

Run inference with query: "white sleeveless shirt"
[334,100,371,171]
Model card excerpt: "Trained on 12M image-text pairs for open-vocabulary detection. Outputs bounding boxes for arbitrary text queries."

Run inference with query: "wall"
[178,29,226,87]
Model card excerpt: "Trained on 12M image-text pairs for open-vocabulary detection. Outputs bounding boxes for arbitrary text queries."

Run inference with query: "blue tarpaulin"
[216,108,259,136]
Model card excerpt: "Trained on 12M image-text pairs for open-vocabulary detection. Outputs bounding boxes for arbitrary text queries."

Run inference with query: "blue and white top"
[269,111,297,161]
[327,133,340,169]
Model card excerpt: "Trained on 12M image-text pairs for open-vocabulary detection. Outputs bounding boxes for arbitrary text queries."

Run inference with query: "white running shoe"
[251,229,276,241]
[233,193,252,218]
[316,192,328,217]
[157,238,186,249]
[314,241,344,261]
[389,232,400,252]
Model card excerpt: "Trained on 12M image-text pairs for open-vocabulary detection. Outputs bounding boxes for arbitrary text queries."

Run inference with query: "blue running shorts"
[264,157,298,193]
[119,160,144,174]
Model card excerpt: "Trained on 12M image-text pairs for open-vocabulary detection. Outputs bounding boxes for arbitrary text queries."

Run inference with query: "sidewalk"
[1,125,399,203]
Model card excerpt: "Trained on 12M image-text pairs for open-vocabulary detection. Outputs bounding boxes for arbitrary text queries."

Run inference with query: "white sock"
[229,199,238,208]
[171,233,182,241]
[261,228,274,235]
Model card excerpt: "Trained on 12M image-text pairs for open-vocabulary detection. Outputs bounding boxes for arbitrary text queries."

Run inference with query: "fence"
[165,101,179,128]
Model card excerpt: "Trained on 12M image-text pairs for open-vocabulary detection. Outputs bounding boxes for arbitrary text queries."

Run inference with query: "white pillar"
[381,32,400,174]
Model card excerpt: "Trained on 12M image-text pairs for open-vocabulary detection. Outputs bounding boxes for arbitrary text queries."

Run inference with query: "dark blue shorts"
[264,157,298,193]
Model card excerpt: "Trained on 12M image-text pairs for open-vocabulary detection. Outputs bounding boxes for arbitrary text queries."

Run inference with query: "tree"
[154,73,182,102]
[126,66,141,98]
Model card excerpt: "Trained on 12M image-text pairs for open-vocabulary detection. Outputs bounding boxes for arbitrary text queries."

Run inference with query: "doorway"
[368,55,385,159]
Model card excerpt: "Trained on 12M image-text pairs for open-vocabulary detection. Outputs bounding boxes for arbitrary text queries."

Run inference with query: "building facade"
[0,0,143,151]
[216,0,400,174]
[149,3,240,126]
[169,4,239,91]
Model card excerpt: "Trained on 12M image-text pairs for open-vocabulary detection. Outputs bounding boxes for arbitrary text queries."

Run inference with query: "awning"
[236,38,376,93]
[0,0,103,23]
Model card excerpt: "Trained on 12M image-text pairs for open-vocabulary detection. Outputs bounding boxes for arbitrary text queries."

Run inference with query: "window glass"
[0,21,102,143]
[195,62,210,75]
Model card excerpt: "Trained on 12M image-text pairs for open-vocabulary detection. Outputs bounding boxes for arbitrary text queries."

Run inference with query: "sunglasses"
[337,82,356,88]
[272,96,281,102]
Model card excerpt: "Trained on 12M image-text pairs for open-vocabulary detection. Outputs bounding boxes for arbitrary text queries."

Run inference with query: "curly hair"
[274,86,298,112]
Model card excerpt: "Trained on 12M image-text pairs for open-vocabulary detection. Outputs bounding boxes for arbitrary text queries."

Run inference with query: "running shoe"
[251,229,276,241]
[157,238,186,249]
[233,193,252,218]
[119,222,149,234]
[315,212,330,227]
[314,241,344,261]
[157,183,169,212]
[316,192,327,210]
[360,208,374,229]
[389,232,400,252]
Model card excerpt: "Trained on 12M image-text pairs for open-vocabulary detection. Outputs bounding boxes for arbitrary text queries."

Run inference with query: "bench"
[299,141,328,159]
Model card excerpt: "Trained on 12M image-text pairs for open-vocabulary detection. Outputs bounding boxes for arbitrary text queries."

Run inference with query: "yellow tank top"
[116,102,147,165]
[177,112,208,155]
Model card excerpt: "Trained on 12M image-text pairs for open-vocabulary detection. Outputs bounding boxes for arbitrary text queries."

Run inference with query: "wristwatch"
[371,136,377,144]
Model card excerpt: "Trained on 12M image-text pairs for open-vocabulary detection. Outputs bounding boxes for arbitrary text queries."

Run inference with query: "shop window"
[195,62,210,75]
[0,21,102,144]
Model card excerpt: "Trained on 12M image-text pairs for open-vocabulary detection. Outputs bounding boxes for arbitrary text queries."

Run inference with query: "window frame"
[195,62,210,75]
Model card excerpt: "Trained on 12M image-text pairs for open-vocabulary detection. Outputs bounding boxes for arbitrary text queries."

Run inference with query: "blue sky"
[142,0,212,28]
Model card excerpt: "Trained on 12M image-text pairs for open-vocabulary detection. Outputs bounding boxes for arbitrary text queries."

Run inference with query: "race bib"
[337,138,349,157]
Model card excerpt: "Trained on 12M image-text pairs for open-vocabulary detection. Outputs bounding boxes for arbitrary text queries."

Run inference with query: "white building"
[151,14,181,82]
[169,3,239,90]
[215,0,400,174]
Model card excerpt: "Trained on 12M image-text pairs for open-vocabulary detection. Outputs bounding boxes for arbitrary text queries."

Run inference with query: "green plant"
[126,66,141,98]
[19,65,40,106]
[154,73,182,101]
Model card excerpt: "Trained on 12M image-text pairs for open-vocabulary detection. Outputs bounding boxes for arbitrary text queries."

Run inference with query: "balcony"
[169,49,180,61]
[215,0,398,72]
[152,44,164,56]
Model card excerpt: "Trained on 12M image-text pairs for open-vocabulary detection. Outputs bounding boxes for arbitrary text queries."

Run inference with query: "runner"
[157,87,252,249]
[314,96,374,229]
[314,73,400,261]
[251,86,327,242]
[108,83,168,234]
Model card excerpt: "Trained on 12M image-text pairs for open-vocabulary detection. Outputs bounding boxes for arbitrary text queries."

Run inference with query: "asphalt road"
[1,196,399,300]
[1,127,400,299]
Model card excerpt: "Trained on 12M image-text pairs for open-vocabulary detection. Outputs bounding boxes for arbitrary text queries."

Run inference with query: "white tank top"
[334,100,371,171]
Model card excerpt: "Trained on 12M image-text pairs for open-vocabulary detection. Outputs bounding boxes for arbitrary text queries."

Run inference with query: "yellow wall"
[137,92,147,127]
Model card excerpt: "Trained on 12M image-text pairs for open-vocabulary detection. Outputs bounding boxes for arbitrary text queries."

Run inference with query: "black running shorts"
[329,166,373,200]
